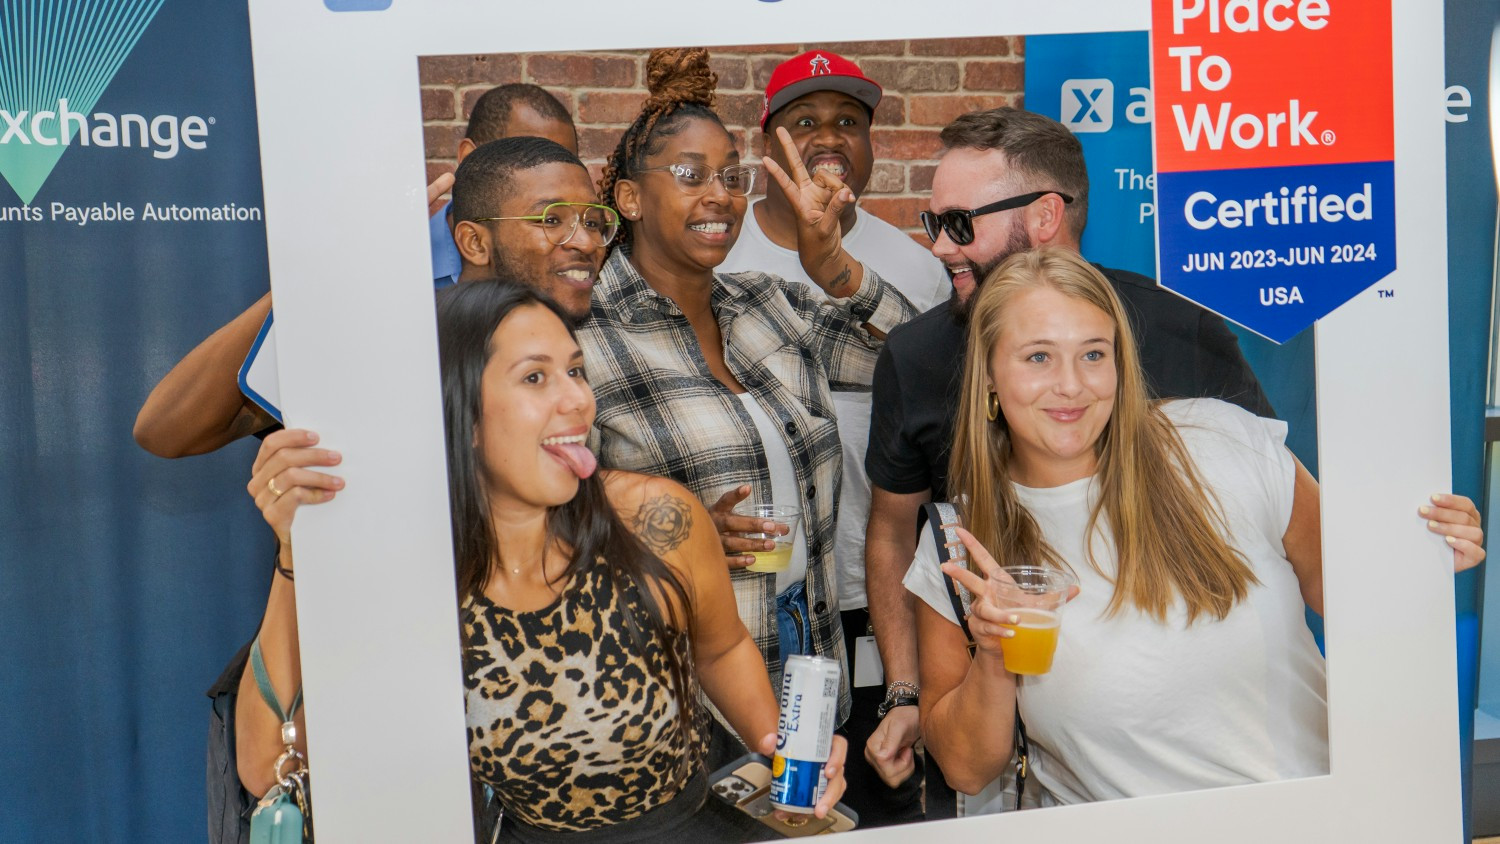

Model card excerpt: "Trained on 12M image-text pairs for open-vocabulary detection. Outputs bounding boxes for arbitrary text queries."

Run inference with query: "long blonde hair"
[948,247,1257,623]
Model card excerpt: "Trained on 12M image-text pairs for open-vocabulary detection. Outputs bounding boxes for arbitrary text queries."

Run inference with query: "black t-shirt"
[865,264,1275,502]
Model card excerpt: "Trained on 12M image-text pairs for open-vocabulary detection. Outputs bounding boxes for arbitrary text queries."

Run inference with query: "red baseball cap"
[759,49,883,129]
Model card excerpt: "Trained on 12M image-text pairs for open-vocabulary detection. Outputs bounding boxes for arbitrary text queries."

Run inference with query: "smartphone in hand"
[707,752,858,837]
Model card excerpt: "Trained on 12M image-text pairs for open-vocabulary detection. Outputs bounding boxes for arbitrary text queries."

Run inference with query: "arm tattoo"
[630,494,693,557]
[229,402,265,439]
[826,264,852,294]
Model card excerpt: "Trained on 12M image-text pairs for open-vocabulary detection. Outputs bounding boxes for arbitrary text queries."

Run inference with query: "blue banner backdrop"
[0,8,1488,841]
[1024,31,1157,279]
[1029,26,1487,839]
[0,1,272,840]
[1025,31,1319,476]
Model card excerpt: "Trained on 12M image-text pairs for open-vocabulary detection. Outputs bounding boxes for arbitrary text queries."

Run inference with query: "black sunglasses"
[920,191,1074,246]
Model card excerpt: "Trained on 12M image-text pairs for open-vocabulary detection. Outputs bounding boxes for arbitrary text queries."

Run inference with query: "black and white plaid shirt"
[579,248,916,727]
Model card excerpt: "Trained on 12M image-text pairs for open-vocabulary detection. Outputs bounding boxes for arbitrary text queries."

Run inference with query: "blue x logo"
[1060,78,1114,133]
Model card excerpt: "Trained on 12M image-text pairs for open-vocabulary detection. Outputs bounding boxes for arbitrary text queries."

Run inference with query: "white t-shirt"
[720,201,950,608]
[736,393,810,593]
[903,399,1329,810]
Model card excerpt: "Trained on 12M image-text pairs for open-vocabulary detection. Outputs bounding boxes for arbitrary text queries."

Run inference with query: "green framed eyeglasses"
[472,202,620,247]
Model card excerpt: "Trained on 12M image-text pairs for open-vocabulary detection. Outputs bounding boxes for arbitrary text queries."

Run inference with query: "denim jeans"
[775,580,811,665]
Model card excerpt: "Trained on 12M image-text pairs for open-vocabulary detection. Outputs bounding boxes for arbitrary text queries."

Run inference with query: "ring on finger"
[268,476,286,498]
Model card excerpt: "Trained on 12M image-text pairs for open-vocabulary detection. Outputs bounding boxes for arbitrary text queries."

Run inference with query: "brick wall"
[419,38,1026,240]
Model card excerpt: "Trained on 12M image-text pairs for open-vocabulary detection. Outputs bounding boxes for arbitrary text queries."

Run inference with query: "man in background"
[446,135,610,321]
[863,106,1273,815]
[430,84,577,287]
[717,49,950,827]
[133,89,587,459]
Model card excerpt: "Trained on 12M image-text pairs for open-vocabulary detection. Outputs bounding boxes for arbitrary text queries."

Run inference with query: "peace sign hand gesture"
[940,528,1081,667]
[760,126,864,298]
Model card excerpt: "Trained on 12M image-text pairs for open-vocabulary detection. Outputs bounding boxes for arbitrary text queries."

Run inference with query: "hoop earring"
[986,391,1000,422]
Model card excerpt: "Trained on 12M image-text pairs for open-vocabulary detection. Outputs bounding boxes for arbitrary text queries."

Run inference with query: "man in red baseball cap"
[733,50,896,255]
[758,49,883,129]
[719,48,950,829]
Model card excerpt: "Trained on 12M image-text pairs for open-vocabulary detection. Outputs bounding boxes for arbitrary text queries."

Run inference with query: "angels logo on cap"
[759,49,883,129]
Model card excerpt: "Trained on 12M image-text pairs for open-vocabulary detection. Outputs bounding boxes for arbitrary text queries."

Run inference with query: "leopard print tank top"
[462,555,704,831]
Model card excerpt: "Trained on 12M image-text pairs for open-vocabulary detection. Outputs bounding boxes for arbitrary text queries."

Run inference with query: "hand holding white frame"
[245,1,1459,840]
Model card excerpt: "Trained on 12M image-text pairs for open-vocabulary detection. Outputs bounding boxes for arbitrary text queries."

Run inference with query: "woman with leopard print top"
[236,282,848,841]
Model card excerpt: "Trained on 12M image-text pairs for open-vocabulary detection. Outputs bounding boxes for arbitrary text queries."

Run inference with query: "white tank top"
[736,392,809,593]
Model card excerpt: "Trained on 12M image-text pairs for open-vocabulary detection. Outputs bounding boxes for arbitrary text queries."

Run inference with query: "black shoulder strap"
[916,501,1030,812]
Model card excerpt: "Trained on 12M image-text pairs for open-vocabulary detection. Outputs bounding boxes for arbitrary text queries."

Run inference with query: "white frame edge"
[244,1,1458,841]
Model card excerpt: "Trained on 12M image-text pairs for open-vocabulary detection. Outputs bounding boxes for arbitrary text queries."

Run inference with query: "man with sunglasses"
[862,106,1273,816]
[716,49,949,829]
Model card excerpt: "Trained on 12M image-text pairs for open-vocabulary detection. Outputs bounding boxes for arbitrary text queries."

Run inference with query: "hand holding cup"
[708,486,796,570]
[942,528,1078,675]
[734,503,803,573]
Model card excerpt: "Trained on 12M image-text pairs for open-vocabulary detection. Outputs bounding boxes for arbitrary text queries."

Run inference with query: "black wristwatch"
[876,681,919,719]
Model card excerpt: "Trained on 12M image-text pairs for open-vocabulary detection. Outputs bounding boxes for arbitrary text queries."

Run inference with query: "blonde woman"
[904,247,1484,810]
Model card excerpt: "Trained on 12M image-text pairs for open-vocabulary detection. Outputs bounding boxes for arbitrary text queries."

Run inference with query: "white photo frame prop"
[244,2,1459,841]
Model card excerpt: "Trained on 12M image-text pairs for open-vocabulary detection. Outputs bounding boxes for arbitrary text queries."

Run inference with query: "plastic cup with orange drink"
[993,566,1077,675]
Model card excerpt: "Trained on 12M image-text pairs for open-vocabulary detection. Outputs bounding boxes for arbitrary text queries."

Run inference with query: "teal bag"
[249,782,305,844]
[246,637,312,843]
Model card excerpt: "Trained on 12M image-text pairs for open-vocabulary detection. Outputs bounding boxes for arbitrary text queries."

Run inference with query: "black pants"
[834,608,925,827]
[924,755,959,821]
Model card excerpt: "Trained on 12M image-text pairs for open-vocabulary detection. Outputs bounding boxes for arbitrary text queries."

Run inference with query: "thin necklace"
[508,550,545,577]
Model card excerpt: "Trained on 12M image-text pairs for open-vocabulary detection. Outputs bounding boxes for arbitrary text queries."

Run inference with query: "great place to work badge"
[1151,0,1395,343]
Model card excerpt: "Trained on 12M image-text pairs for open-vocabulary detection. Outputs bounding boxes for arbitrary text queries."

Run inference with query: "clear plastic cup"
[733,503,803,573]
[993,566,1077,675]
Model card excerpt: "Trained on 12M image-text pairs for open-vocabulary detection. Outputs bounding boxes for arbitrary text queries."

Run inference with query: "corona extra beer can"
[769,654,840,813]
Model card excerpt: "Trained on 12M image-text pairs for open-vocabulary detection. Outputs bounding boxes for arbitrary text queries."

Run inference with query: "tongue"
[543,443,598,479]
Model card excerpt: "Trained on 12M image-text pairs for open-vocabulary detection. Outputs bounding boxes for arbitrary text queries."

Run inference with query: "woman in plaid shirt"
[580,48,917,765]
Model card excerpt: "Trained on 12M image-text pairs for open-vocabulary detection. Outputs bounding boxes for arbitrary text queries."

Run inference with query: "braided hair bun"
[643,47,717,112]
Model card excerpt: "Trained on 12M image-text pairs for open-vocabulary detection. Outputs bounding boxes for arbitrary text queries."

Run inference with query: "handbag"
[917,501,1031,812]
[249,775,309,844]
[247,637,314,844]
[216,633,501,844]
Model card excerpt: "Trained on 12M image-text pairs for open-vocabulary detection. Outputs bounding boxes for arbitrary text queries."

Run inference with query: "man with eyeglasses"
[716,49,949,828]
[132,133,603,459]
[430,84,579,289]
[450,136,614,321]
[862,106,1273,817]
